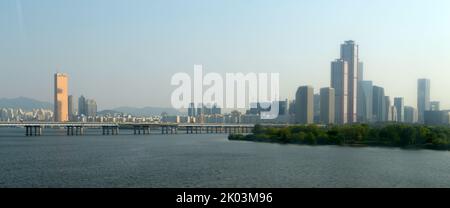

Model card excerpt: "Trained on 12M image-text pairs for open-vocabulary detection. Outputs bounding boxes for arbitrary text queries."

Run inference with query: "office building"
[430,101,440,111]
[339,40,359,123]
[78,95,87,116]
[417,79,431,123]
[331,59,348,124]
[54,73,69,122]
[320,87,335,124]
[372,86,386,122]
[424,111,450,125]
[314,94,321,123]
[68,95,76,120]
[385,96,391,121]
[188,103,196,117]
[331,40,360,124]
[357,80,373,123]
[388,105,397,122]
[295,86,314,124]
[212,104,221,115]
[404,106,418,123]
[394,97,405,122]
[86,99,97,117]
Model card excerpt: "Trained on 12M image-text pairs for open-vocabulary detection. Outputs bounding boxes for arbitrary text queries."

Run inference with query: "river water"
[0,128,449,188]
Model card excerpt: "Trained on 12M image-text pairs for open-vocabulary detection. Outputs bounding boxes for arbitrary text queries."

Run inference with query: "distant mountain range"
[0,97,53,110]
[110,106,185,116]
[0,97,184,116]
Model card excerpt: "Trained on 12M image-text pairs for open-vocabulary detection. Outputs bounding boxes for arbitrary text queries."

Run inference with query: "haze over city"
[1,0,450,110]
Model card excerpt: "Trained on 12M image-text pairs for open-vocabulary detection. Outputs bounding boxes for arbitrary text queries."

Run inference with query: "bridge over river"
[0,122,285,136]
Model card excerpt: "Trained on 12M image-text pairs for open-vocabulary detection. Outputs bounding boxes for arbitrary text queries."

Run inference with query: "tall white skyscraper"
[331,40,360,124]
[417,79,430,123]
[340,40,359,123]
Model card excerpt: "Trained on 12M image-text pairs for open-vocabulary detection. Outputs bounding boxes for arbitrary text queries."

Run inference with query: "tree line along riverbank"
[228,124,450,150]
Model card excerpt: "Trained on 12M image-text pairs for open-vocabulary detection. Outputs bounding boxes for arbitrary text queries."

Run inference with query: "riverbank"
[228,124,450,151]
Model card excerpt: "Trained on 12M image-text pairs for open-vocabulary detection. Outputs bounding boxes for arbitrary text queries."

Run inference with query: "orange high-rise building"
[54,73,69,122]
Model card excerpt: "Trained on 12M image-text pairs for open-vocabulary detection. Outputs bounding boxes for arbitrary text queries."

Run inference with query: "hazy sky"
[1,0,449,110]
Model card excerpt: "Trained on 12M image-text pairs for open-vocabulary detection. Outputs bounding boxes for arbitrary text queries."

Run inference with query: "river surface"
[0,128,450,188]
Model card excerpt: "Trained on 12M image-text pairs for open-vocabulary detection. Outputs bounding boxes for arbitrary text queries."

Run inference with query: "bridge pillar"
[34,126,42,136]
[75,126,80,135]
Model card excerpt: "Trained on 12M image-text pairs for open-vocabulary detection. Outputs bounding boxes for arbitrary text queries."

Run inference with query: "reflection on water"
[0,128,449,188]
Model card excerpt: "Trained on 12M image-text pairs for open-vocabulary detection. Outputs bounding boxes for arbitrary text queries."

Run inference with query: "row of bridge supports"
[102,126,119,135]
[22,125,253,136]
[133,125,151,135]
[66,126,85,136]
[25,126,42,136]
[161,126,177,134]
[185,126,252,134]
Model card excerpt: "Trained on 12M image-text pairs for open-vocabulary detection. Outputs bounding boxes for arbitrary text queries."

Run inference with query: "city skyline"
[1,0,450,110]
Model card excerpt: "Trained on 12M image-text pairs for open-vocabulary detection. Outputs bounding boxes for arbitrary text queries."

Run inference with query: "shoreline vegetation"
[228,124,450,151]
